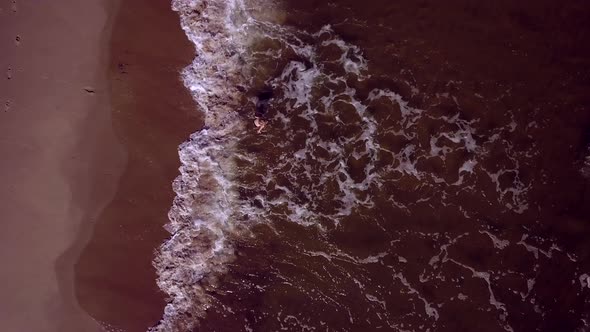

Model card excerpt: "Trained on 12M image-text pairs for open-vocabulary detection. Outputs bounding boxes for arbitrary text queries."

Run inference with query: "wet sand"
[71,0,199,331]
[0,0,198,331]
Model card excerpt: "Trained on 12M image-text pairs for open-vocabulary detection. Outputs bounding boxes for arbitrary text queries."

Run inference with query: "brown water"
[150,0,590,331]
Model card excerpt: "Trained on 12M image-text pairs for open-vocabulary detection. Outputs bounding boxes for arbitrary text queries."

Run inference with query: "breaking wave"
[150,0,255,330]
[148,0,590,331]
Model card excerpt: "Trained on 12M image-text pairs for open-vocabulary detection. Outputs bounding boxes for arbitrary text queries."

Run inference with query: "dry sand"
[0,0,198,331]
[0,0,122,330]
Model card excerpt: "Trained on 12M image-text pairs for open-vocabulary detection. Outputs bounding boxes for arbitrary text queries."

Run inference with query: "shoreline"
[72,0,200,331]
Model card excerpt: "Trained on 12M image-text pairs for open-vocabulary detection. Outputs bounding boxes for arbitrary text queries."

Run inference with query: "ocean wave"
[150,0,254,330]
[150,0,543,330]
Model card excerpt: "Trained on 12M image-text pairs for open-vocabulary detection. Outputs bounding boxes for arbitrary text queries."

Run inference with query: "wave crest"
[150,0,255,330]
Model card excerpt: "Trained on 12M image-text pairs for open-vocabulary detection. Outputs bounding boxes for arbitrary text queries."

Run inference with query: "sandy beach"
[0,0,197,331]
[0,0,122,330]
[73,0,199,330]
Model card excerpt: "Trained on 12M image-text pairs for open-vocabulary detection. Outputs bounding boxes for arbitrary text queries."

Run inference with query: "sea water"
[150,0,590,331]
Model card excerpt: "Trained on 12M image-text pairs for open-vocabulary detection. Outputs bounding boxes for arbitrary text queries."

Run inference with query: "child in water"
[254,117,267,133]
[254,87,272,134]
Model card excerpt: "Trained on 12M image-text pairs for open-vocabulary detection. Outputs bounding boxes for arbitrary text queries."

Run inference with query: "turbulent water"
[150,0,590,331]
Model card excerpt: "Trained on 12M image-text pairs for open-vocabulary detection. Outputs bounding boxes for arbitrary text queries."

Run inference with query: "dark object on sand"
[117,63,128,74]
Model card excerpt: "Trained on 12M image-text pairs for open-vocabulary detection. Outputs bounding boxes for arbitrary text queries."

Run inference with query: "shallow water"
[151,0,590,331]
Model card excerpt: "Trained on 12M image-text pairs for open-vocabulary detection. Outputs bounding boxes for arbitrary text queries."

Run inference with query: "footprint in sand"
[15,35,21,46]
[6,67,12,80]
[11,0,17,13]
[4,100,11,112]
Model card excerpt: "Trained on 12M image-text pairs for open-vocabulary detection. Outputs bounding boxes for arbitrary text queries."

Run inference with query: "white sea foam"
[579,274,590,290]
[150,0,257,330]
